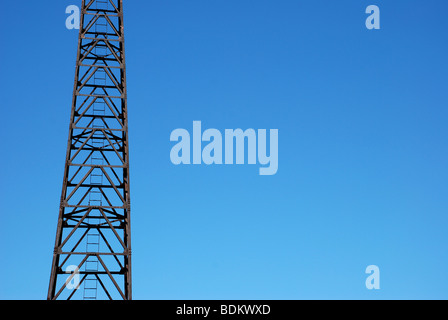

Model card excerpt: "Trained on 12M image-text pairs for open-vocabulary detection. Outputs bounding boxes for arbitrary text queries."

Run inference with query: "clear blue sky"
[1,0,447,300]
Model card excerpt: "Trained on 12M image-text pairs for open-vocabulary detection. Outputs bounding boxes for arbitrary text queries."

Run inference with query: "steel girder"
[48,0,132,300]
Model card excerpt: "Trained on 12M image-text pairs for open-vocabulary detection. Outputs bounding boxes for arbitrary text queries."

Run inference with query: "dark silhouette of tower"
[48,0,132,300]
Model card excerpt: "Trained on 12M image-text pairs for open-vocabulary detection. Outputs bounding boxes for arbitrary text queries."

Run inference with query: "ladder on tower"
[95,0,109,37]
[83,153,103,300]
[83,152,103,300]
[83,9,108,297]
[83,233,100,300]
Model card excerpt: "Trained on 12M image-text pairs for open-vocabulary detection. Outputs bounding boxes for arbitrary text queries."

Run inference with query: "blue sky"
[1,0,447,299]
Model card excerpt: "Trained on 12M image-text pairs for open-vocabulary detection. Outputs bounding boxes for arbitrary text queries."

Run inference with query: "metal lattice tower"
[48,0,131,300]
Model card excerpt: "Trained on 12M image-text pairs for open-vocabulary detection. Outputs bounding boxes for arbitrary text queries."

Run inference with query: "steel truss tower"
[48,0,131,300]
